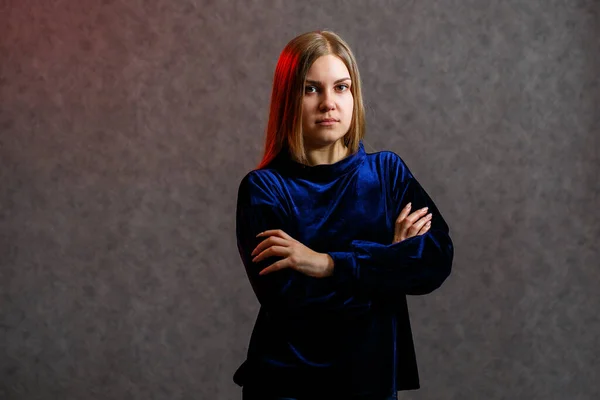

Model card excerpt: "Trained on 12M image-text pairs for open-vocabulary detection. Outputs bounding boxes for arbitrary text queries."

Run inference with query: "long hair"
[256,31,366,169]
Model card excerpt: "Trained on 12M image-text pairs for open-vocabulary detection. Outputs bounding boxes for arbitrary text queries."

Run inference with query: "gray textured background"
[1,0,599,399]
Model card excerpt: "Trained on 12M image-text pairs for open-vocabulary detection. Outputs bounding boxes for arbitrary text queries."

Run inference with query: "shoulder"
[365,148,414,181]
[239,167,283,191]
[369,148,402,162]
[237,168,286,208]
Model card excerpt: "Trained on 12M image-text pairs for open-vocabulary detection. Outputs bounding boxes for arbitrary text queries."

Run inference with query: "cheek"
[342,96,354,121]
[303,97,316,113]
[301,99,310,124]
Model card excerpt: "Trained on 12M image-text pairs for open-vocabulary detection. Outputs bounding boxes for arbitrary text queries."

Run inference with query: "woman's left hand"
[251,229,334,278]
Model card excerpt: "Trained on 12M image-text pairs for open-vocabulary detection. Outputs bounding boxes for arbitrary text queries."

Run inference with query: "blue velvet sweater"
[234,140,453,399]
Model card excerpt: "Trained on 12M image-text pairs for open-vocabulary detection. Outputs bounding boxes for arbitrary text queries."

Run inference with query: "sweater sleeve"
[236,172,372,318]
[327,154,454,297]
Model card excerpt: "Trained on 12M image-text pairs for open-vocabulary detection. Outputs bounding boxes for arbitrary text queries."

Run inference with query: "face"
[301,55,354,148]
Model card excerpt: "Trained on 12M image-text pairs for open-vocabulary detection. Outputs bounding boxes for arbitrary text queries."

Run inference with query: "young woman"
[234,30,453,400]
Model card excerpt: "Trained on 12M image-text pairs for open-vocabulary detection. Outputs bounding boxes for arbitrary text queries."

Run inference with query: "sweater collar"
[274,140,366,181]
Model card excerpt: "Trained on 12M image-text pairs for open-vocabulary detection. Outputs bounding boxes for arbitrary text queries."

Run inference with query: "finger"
[259,258,290,275]
[404,207,429,224]
[257,229,297,244]
[412,213,432,231]
[408,213,432,236]
[396,202,412,223]
[395,216,415,241]
[417,221,431,236]
[251,236,288,257]
[257,229,293,240]
[394,203,413,240]
[252,245,289,263]
[399,212,422,233]
[407,207,429,221]
[393,234,404,244]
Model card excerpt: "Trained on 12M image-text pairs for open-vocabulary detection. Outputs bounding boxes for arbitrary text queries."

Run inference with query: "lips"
[316,118,339,123]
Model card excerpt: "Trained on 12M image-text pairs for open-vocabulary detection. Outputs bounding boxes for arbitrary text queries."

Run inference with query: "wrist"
[322,253,334,277]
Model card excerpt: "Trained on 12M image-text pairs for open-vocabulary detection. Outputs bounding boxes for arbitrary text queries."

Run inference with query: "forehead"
[306,55,350,79]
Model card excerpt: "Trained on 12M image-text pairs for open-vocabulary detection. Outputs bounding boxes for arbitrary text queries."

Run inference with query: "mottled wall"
[1,0,599,399]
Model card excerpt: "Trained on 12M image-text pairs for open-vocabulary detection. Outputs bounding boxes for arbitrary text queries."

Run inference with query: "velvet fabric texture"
[234,140,454,399]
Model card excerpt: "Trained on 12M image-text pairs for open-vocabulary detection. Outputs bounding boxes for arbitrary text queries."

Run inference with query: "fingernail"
[422,207,428,212]
[407,202,412,208]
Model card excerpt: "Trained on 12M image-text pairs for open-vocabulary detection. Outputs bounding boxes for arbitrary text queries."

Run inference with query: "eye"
[336,83,350,92]
[305,85,318,94]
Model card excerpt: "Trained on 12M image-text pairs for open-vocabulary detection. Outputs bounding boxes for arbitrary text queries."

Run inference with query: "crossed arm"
[251,202,433,278]
[236,164,453,317]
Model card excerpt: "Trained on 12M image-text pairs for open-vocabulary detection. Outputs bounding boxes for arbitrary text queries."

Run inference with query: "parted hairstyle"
[256,30,366,169]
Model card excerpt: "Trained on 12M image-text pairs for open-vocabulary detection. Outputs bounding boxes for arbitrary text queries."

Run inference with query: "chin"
[304,130,348,146]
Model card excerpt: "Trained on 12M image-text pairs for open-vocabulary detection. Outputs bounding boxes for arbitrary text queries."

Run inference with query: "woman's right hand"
[393,203,432,243]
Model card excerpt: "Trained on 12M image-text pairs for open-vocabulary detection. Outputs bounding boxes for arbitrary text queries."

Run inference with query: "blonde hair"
[256,30,366,169]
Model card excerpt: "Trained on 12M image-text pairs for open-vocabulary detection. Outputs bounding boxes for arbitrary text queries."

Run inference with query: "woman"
[234,31,453,400]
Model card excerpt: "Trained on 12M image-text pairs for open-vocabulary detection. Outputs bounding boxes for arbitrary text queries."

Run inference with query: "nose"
[319,90,335,112]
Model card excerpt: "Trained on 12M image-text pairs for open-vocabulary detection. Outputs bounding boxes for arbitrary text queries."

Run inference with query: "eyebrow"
[305,77,351,85]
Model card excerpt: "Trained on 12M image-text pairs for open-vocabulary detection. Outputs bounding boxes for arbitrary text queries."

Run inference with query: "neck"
[303,139,351,166]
